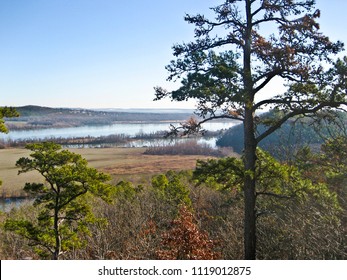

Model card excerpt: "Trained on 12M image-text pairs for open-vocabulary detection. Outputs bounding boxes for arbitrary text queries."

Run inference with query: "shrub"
[144,140,230,157]
[156,205,221,260]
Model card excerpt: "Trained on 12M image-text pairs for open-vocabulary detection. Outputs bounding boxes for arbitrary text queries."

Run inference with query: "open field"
[0,147,217,198]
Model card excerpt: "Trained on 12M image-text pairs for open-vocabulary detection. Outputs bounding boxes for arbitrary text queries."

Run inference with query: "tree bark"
[243,108,257,260]
[53,196,61,260]
[242,0,257,260]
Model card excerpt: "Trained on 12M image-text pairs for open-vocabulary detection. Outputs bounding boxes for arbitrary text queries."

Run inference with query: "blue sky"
[0,0,346,109]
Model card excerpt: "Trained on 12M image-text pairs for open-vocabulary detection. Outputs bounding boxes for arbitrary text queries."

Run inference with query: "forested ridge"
[217,110,347,159]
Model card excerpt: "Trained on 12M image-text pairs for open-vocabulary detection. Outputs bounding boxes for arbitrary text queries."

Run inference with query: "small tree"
[156,205,221,260]
[150,171,193,229]
[151,171,192,208]
[4,142,114,259]
[155,0,346,259]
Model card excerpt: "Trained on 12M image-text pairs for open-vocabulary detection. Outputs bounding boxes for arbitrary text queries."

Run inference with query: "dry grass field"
[0,147,215,198]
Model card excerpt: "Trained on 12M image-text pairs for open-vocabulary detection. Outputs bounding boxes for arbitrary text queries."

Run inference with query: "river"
[0,121,237,143]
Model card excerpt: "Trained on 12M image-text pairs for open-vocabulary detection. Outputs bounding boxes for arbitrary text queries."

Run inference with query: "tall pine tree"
[155,0,346,259]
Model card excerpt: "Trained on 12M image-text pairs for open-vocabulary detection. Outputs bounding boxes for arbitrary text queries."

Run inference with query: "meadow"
[0,146,219,198]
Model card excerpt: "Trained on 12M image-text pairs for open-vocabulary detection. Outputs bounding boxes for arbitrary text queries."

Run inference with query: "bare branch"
[253,68,283,95]
[256,101,347,144]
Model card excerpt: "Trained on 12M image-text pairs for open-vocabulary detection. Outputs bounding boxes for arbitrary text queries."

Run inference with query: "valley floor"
[0,147,216,198]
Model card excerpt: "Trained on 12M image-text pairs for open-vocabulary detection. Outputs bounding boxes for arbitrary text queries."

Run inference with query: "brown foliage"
[156,205,221,260]
[144,140,232,157]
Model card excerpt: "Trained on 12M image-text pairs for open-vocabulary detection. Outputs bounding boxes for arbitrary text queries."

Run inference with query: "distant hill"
[13,105,83,116]
[5,105,195,130]
[216,110,347,159]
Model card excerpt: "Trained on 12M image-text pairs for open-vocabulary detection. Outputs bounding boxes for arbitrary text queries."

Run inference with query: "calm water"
[0,198,32,212]
[1,121,237,141]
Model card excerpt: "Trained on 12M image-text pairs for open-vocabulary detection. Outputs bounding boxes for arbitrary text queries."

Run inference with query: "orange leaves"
[156,206,221,260]
[253,35,272,55]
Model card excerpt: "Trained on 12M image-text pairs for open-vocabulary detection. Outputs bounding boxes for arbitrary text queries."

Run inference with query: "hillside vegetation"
[217,110,347,159]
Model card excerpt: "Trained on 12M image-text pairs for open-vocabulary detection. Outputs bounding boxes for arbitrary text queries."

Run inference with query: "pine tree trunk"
[243,108,257,260]
[53,199,61,260]
[243,0,256,259]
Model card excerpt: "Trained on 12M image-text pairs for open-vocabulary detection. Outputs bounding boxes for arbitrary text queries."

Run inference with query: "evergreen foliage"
[4,142,114,259]
[154,0,346,258]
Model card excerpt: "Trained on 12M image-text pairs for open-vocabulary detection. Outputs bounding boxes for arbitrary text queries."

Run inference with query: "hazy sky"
[0,0,346,109]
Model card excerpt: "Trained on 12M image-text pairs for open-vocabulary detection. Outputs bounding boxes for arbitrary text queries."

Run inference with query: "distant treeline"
[217,110,347,159]
[0,132,165,148]
[4,105,195,130]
